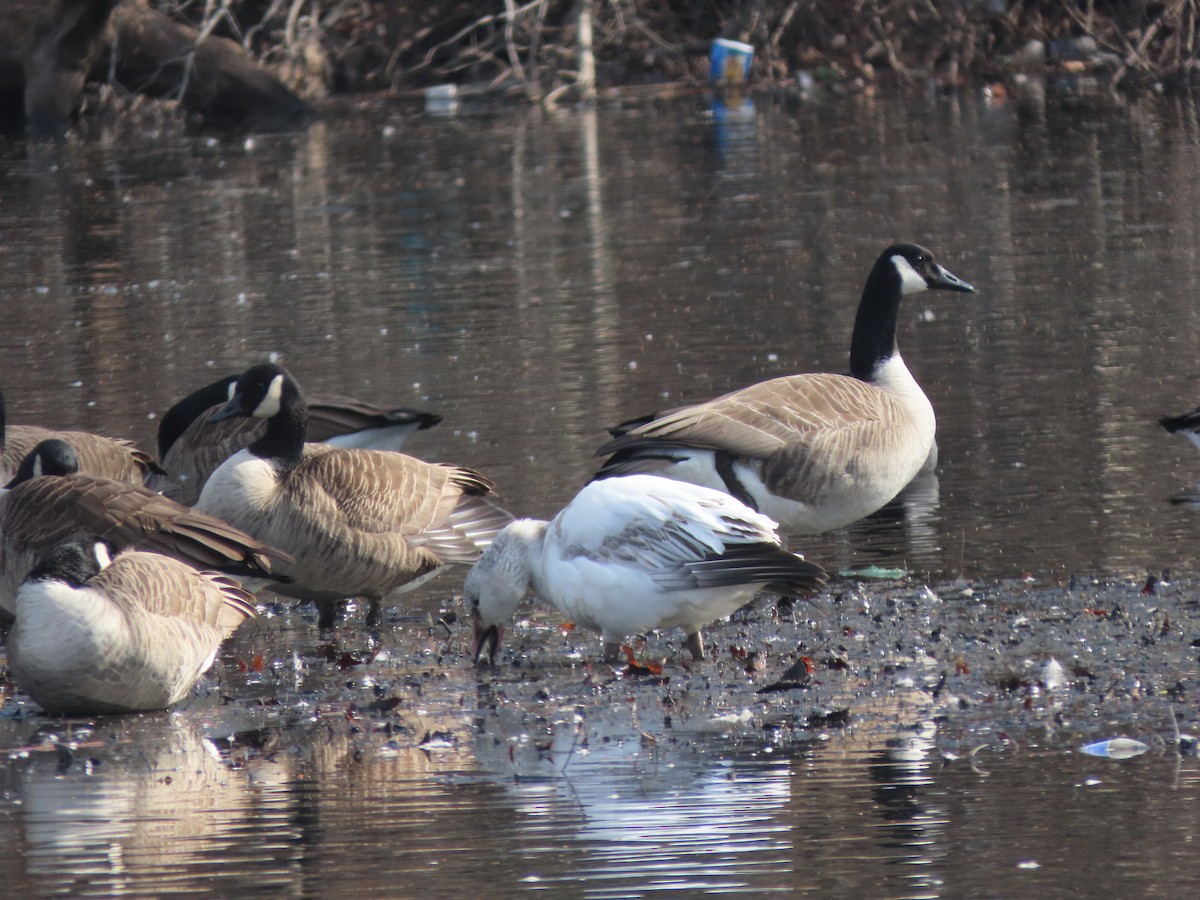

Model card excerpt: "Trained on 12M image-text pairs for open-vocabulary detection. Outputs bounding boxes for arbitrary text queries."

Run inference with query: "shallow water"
[2,85,1200,894]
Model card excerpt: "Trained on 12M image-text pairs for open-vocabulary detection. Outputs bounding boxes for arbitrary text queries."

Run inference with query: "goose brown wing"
[597,375,898,498]
[3,426,159,485]
[161,396,441,505]
[306,394,441,441]
[601,375,885,457]
[288,448,497,535]
[94,552,258,634]
[1,474,287,576]
[279,449,511,565]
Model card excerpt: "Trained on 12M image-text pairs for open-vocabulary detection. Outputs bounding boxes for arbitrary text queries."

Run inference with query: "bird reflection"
[10,714,296,892]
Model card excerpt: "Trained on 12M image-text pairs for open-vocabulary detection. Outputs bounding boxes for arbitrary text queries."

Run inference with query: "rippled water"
[2,86,1200,895]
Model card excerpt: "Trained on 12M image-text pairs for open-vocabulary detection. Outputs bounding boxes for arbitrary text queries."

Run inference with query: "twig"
[768,0,801,55]
[418,0,547,71]
[1111,12,1166,88]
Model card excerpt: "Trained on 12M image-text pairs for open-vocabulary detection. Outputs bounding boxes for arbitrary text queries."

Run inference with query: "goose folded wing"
[2,475,287,576]
[289,450,497,535]
[306,394,441,441]
[599,375,883,459]
[94,553,257,631]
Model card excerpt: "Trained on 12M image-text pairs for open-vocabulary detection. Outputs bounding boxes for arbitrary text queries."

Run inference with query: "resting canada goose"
[0,384,160,486]
[156,374,442,505]
[467,474,827,664]
[194,363,512,628]
[1159,405,1200,451]
[594,243,975,534]
[0,439,286,620]
[8,536,257,714]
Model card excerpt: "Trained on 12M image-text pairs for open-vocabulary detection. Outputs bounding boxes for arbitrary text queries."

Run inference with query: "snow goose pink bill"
[465,473,827,664]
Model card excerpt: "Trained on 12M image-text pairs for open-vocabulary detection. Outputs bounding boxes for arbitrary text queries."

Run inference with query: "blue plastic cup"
[709,38,754,85]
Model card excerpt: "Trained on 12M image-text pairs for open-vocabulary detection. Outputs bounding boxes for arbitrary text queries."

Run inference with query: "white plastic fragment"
[1040,658,1065,691]
[696,709,754,733]
[1079,738,1149,759]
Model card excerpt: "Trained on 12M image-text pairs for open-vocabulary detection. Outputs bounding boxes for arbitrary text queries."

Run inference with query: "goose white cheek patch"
[93,542,113,570]
[892,254,930,295]
[252,374,285,418]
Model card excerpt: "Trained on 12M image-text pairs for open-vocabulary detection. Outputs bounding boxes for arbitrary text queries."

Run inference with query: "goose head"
[26,535,115,588]
[850,243,975,380]
[210,363,301,423]
[5,438,80,488]
[209,363,307,466]
[886,243,975,296]
[463,523,542,664]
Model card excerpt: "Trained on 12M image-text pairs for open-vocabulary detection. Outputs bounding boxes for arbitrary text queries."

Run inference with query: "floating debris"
[697,709,754,733]
[1079,738,1150,759]
[838,566,908,580]
[419,730,458,750]
[756,656,814,693]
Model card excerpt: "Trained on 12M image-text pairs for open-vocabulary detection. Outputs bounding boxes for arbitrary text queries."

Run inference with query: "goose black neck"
[158,375,237,457]
[248,383,308,471]
[848,255,902,381]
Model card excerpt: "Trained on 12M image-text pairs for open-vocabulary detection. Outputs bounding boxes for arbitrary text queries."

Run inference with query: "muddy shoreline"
[6,566,1192,764]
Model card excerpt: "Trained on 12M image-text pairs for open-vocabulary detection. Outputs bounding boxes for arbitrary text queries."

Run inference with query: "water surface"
[2,87,1200,895]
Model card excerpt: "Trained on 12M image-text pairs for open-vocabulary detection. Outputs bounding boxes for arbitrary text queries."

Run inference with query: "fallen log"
[104,3,311,130]
[0,0,310,138]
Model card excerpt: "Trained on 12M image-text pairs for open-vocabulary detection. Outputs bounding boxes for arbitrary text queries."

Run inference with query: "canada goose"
[466,474,827,664]
[1160,405,1200,451]
[7,536,257,714]
[0,384,160,486]
[194,363,512,628]
[156,374,442,505]
[594,243,975,534]
[0,439,286,621]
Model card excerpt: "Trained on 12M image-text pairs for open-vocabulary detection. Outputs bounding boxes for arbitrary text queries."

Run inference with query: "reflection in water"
[7,715,300,895]
[4,92,1200,895]
[472,695,956,898]
[871,721,948,900]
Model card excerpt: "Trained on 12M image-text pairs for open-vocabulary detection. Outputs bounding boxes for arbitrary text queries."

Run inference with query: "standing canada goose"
[0,439,286,620]
[194,363,512,628]
[1159,405,1200,451]
[467,474,827,664]
[594,243,976,534]
[0,384,160,486]
[156,374,442,505]
[7,536,257,715]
